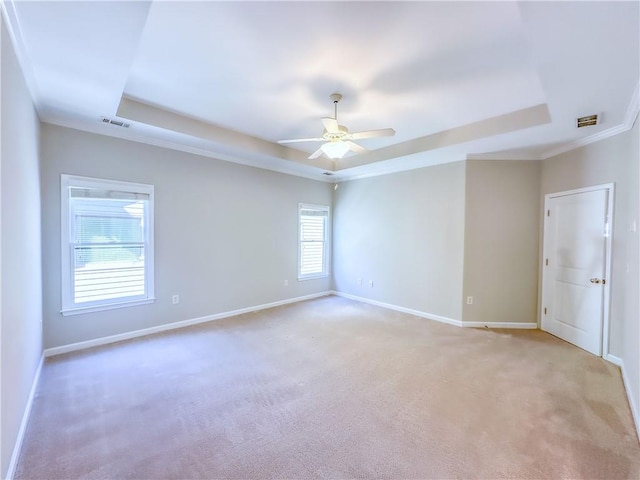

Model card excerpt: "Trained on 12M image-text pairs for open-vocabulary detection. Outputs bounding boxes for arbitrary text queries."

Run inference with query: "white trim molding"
[605,354,623,367]
[461,321,538,329]
[541,83,640,160]
[60,174,155,316]
[48,289,536,359]
[334,291,463,326]
[333,291,537,330]
[0,0,43,112]
[466,152,541,161]
[332,291,463,326]
[44,292,332,357]
[6,355,44,480]
[624,81,640,128]
[605,355,640,443]
[298,203,331,281]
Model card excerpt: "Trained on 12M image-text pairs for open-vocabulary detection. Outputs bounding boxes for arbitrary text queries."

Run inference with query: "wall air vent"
[576,114,598,128]
[101,117,130,128]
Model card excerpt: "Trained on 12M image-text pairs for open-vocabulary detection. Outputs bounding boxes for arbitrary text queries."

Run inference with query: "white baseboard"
[332,291,537,330]
[461,321,538,329]
[44,292,332,357]
[332,291,463,327]
[6,354,44,480]
[605,354,639,442]
[605,354,623,367]
[623,365,640,443]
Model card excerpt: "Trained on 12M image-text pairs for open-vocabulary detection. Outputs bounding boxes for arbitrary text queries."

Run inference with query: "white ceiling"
[3,1,639,181]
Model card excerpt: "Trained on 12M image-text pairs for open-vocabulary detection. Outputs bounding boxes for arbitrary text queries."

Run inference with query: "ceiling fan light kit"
[321,141,351,159]
[278,93,395,160]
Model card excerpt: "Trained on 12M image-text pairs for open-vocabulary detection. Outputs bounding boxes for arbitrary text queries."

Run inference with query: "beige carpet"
[16,295,640,479]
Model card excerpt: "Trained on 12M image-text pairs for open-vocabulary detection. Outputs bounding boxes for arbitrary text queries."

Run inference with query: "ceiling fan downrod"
[330,93,342,121]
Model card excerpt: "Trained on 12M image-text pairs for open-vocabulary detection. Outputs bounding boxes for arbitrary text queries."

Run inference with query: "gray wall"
[40,125,333,348]
[1,15,43,478]
[541,119,639,431]
[463,160,541,324]
[332,159,542,326]
[333,162,466,321]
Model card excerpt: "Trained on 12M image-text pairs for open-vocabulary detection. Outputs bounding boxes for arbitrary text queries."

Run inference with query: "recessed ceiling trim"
[117,96,335,171]
[331,154,470,183]
[466,152,542,161]
[337,104,551,171]
[42,115,336,183]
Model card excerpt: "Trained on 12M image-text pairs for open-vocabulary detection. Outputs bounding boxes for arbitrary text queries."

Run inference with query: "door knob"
[590,278,603,284]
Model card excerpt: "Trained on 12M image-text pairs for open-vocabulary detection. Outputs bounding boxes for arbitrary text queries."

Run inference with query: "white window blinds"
[61,176,154,315]
[298,204,329,279]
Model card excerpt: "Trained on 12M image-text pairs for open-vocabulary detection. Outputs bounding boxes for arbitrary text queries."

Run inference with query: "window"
[61,175,154,315]
[298,203,330,280]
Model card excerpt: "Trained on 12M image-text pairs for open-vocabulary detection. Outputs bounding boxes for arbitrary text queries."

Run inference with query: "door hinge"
[547,209,550,217]
[545,258,548,266]
[544,307,547,315]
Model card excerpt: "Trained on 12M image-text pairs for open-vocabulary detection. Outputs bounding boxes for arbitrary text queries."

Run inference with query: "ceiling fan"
[278,93,395,160]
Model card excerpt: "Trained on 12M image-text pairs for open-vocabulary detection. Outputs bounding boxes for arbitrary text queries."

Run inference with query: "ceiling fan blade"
[278,137,324,144]
[308,147,325,159]
[321,117,340,133]
[346,141,367,154]
[350,128,396,140]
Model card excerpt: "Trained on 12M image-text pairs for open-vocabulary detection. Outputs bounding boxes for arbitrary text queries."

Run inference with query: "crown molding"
[624,81,640,127]
[540,123,630,160]
[466,152,542,161]
[1,0,44,115]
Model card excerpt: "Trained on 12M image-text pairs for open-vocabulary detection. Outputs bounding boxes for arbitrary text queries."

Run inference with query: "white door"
[541,186,612,356]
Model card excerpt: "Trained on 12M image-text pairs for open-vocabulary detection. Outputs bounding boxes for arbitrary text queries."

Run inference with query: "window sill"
[298,273,330,282]
[61,297,155,316]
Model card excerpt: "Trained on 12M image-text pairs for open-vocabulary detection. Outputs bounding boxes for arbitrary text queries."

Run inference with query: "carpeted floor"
[15,295,640,479]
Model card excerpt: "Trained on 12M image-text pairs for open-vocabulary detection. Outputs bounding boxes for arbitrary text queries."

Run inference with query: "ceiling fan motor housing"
[323,125,349,141]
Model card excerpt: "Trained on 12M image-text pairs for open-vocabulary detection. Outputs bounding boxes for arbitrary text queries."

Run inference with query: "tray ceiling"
[3,1,639,181]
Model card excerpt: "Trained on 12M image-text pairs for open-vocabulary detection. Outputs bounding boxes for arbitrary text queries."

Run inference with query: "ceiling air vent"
[576,114,598,128]
[101,117,130,128]
[323,172,333,176]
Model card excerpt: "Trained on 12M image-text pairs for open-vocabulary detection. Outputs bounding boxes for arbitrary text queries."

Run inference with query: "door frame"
[540,183,615,357]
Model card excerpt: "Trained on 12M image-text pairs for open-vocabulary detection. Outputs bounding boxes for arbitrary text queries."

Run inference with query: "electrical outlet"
[466,296,473,305]
[172,295,180,305]
[284,279,289,286]
[369,280,374,287]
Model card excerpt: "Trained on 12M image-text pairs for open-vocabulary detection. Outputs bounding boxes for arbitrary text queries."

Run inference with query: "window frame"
[60,174,155,316]
[297,203,330,281]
